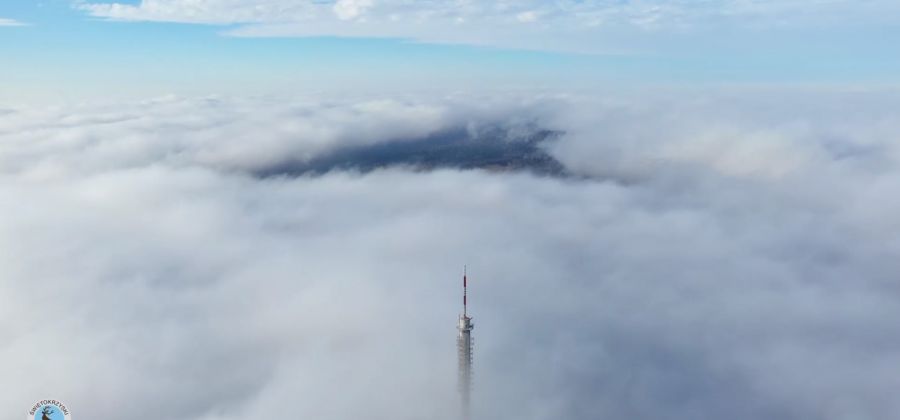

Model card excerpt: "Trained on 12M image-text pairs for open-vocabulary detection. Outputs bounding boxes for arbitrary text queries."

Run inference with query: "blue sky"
[2,0,900,101]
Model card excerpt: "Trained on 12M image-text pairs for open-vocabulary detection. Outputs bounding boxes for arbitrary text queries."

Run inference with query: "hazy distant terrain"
[255,127,566,177]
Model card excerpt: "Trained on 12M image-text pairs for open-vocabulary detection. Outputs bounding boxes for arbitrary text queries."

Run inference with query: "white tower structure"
[457,267,474,420]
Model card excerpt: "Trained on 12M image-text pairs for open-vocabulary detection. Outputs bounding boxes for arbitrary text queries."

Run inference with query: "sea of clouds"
[2,90,900,419]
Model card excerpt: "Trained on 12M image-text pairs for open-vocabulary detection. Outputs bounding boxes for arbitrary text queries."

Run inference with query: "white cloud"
[76,0,900,53]
[516,10,539,23]
[333,0,374,21]
[0,18,27,26]
[0,94,548,178]
[3,90,900,419]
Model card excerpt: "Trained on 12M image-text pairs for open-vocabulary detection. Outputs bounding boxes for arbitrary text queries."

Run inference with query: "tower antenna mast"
[457,266,474,420]
[463,265,467,317]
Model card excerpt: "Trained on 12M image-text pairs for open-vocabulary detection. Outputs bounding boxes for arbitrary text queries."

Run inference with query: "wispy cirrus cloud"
[76,0,900,27]
[75,0,900,53]
[0,18,27,26]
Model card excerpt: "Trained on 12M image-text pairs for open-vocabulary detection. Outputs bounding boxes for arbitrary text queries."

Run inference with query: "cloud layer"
[3,90,900,419]
[77,0,900,53]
